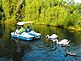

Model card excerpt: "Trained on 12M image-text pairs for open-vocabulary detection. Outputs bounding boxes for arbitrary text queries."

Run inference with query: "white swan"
[54,39,70,45]
[46,34,58,39]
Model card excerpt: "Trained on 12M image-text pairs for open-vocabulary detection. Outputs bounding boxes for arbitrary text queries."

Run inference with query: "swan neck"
[56,39,58,43]
[46,35,49,38]
[47,35,49,38]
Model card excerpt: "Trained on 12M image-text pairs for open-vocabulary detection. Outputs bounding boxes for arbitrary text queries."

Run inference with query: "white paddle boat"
[11,22,41,41]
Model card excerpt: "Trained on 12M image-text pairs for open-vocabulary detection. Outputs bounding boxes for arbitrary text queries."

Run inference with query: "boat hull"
[11,31,41,41]
[29,31,41,39]
[11,32,34,41]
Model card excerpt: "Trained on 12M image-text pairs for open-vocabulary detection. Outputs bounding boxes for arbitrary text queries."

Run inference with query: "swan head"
[46,35,49,38]
[52,39,58,43]
[52,34,58,38]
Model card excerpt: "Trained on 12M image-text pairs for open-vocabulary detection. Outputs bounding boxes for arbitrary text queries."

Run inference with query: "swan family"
[46,34,70,45]
[46,34,77,56]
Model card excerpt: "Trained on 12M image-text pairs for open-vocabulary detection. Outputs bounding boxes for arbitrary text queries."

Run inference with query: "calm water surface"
[0,24,81,61]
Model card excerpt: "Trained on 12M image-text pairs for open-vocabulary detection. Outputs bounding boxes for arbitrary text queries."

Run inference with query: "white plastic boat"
[11,31,41,41]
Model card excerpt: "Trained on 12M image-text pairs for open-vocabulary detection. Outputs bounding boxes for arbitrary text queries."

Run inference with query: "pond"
[0,24,81,61]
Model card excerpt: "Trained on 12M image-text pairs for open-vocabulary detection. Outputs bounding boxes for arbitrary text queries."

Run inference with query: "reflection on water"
[0,24,81,61]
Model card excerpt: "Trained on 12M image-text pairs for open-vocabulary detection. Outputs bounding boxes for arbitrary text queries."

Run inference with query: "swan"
[65,50,77,57]
[54,39,70,45]
[46,34,58,39]
[66,52,77,56]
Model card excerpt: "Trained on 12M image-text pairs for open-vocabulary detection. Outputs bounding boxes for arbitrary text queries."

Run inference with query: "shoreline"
[33,23,81,32]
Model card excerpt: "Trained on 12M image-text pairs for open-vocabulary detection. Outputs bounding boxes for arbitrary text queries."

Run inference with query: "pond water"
[0,24,81,61]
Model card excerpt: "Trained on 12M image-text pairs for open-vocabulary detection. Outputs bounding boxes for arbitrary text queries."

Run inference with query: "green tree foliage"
[0,0,81,29]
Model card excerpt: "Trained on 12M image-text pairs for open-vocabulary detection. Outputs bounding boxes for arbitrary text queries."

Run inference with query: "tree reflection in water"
[12,39,32,61]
